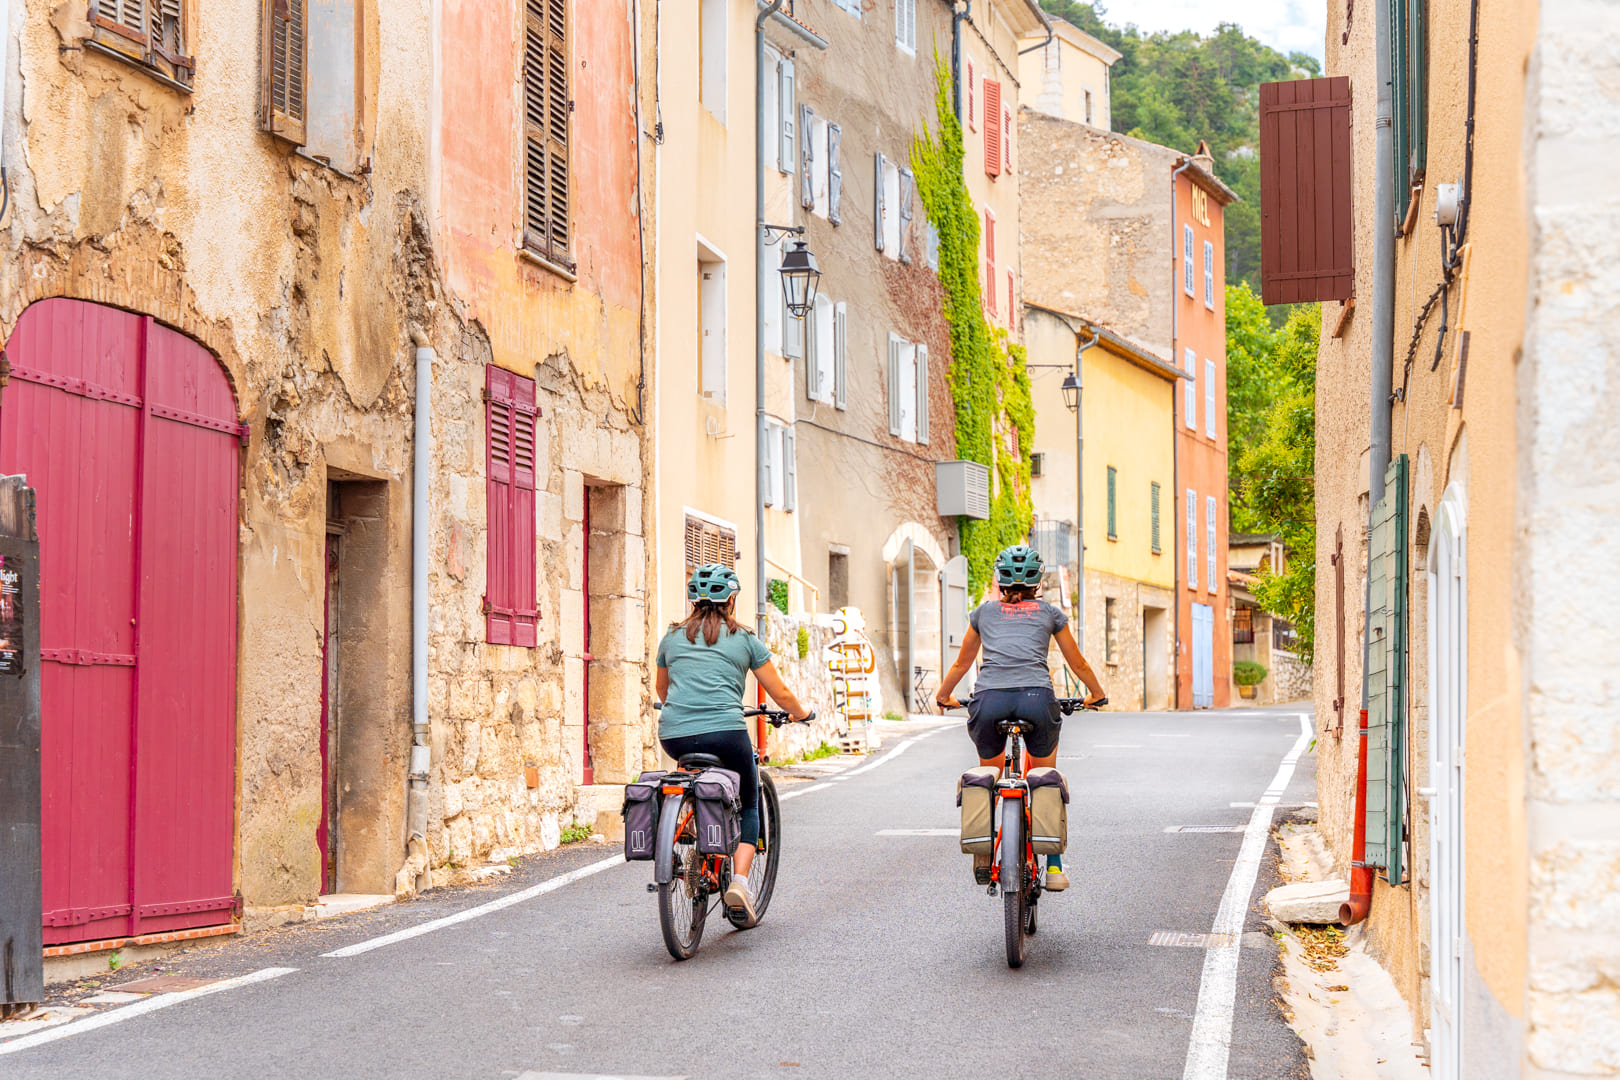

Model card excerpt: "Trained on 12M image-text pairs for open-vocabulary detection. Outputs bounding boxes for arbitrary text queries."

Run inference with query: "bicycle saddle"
[677,752,725,771]
[995,719,1038,733]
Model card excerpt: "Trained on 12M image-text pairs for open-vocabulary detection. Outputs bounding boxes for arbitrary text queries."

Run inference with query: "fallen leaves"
[1294,924,1350,973]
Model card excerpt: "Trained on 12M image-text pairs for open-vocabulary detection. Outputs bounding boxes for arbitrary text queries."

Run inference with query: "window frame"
[1151,481,1162,554]
[895,0,916,54]
[521,0,573,273]
[95,0,195,91]
[1106,465,1118,540]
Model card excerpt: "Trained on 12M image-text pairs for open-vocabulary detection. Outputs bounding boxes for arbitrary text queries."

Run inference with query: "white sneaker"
[723,878,759,926]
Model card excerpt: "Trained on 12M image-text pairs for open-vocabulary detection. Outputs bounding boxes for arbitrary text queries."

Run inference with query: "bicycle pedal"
[646,883,657,893]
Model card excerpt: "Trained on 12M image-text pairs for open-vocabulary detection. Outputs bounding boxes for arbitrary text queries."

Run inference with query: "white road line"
[828,727,945,781]
[1181,712,1312,1080]
[1093,743,1145,749]
[775,781,832,801]
[874,828,958,836]
[0,968,297,1056]
[323,854,626,958]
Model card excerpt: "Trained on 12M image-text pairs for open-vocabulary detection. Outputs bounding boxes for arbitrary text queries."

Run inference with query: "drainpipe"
[405,331,434,892]
[951,2,967,122]
[1168,158,1191,708]
[754,0,783,644]
[1073,327,1098,655]
[1342,0,1397,928]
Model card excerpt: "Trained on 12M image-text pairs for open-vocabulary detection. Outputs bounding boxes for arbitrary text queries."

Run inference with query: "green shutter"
[1390,0,1428,226]
[1107,467,1118,540]
[1364,455,1409,885]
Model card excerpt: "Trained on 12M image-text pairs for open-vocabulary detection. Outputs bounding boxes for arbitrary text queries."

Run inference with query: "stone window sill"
[519,246,578,283]
[84,39,193,95]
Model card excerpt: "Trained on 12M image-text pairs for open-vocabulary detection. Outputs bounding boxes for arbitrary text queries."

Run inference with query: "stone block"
[559,588,585,652]
[624,486,643,536]
[537,491,564,543]
[1264,879,1350,924]
[592,597,647,662]
[563,470,584,523]
[608,431,640,483]
[443,781,464,819]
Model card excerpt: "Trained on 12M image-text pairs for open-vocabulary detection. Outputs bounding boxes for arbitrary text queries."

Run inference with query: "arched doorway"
[0,299,242,945]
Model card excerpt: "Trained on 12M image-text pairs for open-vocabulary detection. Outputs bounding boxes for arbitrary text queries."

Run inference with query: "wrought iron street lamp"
[778,239,821,319]
[1060,372,1081,413]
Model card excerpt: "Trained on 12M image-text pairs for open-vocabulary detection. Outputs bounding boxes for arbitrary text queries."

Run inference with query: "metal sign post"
[0,474,42,1013]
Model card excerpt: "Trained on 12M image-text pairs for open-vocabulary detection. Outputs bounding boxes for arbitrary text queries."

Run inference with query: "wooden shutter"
[967,60,975,130]
[805,300,820,399]
[1107,466,1117,539]
[1204,358,1216,438]
[779,58,795,174]
[1391,0,1428,227]
[985,210,996,315]
[1204,241,1215,308]
[523,0,571,267]
[1184,348,1197,429]
[887,334,902,436]
[828,122,843,226]
[684,516,737,578]
[800,105,816,209]
[763,423,776,507]
[486,366,540,646]
[1259,76,1353,304]
[1183,224,1195,296]
[1150,482,1161,553]
[262,0,308,143]
[898,168,914,264]
[785,290,803,360]
[983,79,1002,175]
[1003,106,1012,175]
[833,302,848,409]
[1366,455,1409,883]
[915,344,929,444]
[783,428,797,512]
[874,153,887,252]
[1206,495,1217,593]
[1185,488,1197,589]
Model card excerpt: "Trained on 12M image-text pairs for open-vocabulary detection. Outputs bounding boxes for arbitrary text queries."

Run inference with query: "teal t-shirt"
[655,625,772,738]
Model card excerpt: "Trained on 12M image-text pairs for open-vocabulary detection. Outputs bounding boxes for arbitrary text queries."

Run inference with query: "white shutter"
[874,152,887,251]
[828,122,843,226]
[779,58,795,174]
[785,292,803,359]
[1184,347,1197,429]
[799,104,815,208]
[1184,224,1195,295]
[1206,495,1217,594]
[888,333,902,435]
[1186,488,1198,589]
[834,302,848,410]
[916,343,929,444]
[899,168,914,264]
[763,421,777,507]
[1204,240,1215,308]
[1205,358,1216,438]
[783,428,797,511]
[806,299,820,399]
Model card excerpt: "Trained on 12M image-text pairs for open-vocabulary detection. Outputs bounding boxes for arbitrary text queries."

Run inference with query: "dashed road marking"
[875,828,959,836]
[1149,931,1238,949]
[1164,825,1247,834]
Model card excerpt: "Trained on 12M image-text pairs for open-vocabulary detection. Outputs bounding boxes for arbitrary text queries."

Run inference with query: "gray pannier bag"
[692,767,743,855]
[621,770,668,860]
[957,766,999,853]
[1026,767,1069,855]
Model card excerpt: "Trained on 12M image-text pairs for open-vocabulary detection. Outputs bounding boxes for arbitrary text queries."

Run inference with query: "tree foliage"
[1036,2,1317,294]
[1233,304,1319,660]
[1225,280,1288,520]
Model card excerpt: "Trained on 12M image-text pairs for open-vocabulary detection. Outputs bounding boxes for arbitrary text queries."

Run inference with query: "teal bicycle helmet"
[687,563,741,603]
[993,544,1044,587]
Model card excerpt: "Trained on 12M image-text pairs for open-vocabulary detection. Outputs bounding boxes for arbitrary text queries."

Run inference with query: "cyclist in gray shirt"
[936,544,1105,891]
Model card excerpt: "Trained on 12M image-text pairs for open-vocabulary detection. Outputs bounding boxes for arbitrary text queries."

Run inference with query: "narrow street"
[1,705,1313,1080]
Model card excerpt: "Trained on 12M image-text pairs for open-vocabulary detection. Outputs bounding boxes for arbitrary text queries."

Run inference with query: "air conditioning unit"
[936,460,991,520]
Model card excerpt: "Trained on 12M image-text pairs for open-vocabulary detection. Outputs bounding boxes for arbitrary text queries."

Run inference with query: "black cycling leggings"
[660,729,761,846]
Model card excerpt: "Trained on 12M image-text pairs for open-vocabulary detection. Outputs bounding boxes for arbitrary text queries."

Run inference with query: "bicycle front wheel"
[1000,798,1028,969]
[658,797,707,960]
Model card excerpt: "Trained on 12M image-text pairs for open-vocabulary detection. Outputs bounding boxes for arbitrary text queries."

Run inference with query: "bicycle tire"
[657,796,707,960]
[729,773,781,928]
[1026,897,1038,935]
[1000,798,1027,968]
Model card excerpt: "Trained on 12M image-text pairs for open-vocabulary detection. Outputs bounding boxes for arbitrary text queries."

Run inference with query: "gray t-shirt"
[655,625,772,738]
[968,599,1069,691]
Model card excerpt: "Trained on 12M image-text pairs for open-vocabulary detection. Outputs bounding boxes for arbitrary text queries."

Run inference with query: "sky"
[1093,0,1325,63]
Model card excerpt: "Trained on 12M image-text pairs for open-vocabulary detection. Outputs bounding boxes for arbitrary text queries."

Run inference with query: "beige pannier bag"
[1026,767,1070,855]
[957,766,999,853]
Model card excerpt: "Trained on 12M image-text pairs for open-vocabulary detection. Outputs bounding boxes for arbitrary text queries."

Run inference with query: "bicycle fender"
[653,792,687,885]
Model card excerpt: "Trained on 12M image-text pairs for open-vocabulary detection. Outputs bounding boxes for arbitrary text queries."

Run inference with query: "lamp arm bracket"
[760,222,806,245]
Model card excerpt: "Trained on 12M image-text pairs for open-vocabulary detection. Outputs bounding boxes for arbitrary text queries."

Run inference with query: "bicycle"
[647,706,814,961]
[969,694,1106,968]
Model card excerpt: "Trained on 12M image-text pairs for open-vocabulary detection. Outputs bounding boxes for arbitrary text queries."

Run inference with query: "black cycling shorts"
[966,686,1061,760]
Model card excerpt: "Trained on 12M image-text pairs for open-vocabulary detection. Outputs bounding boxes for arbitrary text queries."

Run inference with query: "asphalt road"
[1,703,1314,1080]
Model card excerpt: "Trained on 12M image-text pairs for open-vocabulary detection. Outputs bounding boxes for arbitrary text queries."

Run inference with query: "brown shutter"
[1259,76,1353,304]
[262,0,307,143]
[524,0,572,267]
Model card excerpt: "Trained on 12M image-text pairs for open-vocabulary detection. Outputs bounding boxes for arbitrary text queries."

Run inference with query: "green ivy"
[796,625,810,659]
[767,579,789,614]
[911,57,1035,599]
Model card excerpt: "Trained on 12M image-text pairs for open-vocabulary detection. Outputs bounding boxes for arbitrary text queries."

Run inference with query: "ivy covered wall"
[911,60,1036,598]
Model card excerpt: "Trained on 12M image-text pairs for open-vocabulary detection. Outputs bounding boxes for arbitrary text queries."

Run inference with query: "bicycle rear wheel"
[657,797,707,960]
[1000,798,1028,968]
[730,773,781,928]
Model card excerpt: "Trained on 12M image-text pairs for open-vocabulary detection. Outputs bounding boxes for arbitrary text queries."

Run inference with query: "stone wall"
[759,609,841,760]
[1270,652,1313,705]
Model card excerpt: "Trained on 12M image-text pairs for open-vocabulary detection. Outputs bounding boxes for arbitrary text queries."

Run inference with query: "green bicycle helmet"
[687,563,741,603]
[993,544,1044,587]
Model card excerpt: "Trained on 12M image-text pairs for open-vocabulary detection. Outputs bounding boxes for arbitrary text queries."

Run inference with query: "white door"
[1427,488,1467,1078]
[1192,602,1214,708]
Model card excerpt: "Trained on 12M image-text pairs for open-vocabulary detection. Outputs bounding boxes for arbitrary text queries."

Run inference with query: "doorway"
[1428,488,1467,1079]
[1143,606,1169,710]
[1191,602,1214,708]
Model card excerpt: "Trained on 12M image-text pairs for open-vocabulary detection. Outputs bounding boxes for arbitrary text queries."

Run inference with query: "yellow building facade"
[1016,16,1120,130]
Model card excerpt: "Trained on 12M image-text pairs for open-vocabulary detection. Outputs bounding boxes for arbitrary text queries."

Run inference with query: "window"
[486,365,539,646]
[1107,466,1117,540]
[985,210,997,316]
[1084,88,1093,125]
[873,152,888,251]
[1186,488,1198,589]
[1390,0,1429,226]
[983,79,1002,175]
[898,168,915,263]
[800,105,817,210]
[888,334,927,443]
[97,0,193,88]
[1206,495,1217,594]
[764,422,796,511]
[1204,240,1216,309]
[683,514,738,581]
[828,123,844,226]
[519,0,571,268]
[1104,598,1118,663]
[881,157,902,257]
[807,294,835,403]
[1184,347,1197,429]
[895,0,916,52]
[1183,223,1195,296]
[1233,605,1255,644]
[926,220,940,271]
[263,0,364,169]
[1150,481,1162,553]
[1031,452,1045,478]
[699,0,726,122]
[829,549,850,610]
[1205,358,1216,438]
[698,243,726,402]
[811,115,831,218]
[771,51,794,174]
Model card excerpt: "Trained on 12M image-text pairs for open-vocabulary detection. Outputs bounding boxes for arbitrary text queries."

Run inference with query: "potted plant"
[1233,660,1268,699]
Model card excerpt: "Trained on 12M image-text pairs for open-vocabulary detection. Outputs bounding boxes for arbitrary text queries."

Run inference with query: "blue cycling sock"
[1047,853,1063,872]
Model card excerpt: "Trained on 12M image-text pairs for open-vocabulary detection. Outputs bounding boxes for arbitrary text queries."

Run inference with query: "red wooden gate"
[0,299,242,945]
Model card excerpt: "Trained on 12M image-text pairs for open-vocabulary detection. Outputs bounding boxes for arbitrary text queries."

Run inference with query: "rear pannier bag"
[957,766,999,854]
[621,770,668,860]
[1026,767,1070,855]
[693,767,743,855]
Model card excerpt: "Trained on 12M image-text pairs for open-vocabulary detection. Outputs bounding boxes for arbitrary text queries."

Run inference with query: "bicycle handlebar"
[743,707,816,727]
[937,694,1108,713]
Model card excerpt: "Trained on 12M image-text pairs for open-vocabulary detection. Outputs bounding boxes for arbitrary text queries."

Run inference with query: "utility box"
[935,460,990,520]
[0,474,42,1013]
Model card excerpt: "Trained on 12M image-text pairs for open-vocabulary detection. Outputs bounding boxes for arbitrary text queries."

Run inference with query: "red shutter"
[485,366,539,645]
[983,79,1002,175]
[968,61,975,131]
[1259,76,1354,304]
[985,210,996,315]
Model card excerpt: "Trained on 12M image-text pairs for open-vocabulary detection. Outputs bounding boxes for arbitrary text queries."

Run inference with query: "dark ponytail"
[672,597,745,646]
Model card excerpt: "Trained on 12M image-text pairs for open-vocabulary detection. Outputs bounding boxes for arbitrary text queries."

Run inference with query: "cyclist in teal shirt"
[655,564,810,924]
